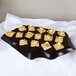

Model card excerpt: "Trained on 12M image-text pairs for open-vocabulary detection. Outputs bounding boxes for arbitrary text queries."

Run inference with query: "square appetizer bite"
[28,25,35,31]
[41,42,52,51]
[15,32,23,38]
[57,31,65,37]
[5,31,15,37]
[19,39,28,46]
[37,27,46,33]
[18,25,26,31]
[55,36,63,43]
[47,29,55,35]
[53,42,64,51]
[44,34,53,41]
[31,40,39,47]
[34,33,42,40]
[25,31,34,38]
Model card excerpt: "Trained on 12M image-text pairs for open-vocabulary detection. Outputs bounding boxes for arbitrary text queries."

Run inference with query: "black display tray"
[1,25,75,59]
